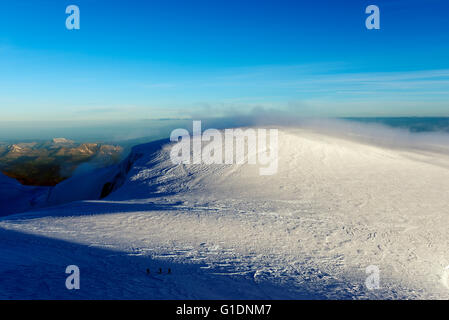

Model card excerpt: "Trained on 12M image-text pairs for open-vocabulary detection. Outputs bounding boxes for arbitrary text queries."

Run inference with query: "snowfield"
[1,127,449,299]
[0,173,49,217]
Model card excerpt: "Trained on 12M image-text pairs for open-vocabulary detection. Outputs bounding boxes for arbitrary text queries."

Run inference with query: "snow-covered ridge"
[1,127,449,299]
[52,138,74,144]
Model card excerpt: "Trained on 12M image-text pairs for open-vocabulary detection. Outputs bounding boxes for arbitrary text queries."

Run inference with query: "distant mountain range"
[0,138,123,186]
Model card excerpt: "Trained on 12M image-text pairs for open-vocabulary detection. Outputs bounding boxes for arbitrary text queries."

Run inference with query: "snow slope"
[0,173,49,217]
[1,127,449,299]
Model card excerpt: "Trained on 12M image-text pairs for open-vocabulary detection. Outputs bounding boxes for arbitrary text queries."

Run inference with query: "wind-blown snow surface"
[0,173,49,217]
[1,127,449,299]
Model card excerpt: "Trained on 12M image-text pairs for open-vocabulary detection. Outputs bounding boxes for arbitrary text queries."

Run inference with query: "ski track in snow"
[1,128,449,299]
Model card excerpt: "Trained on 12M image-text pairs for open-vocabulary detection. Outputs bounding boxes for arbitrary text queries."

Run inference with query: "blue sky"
[0,0,448,121]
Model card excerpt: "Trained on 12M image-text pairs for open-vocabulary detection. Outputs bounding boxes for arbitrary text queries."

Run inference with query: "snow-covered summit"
[52,138,74,144]
[1,127,449,299]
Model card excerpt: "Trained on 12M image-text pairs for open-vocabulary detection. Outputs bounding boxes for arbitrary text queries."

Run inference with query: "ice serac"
[1,127,449,299]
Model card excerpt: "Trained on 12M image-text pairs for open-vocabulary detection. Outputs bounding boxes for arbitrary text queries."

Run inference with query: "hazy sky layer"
[0,0,448,121]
